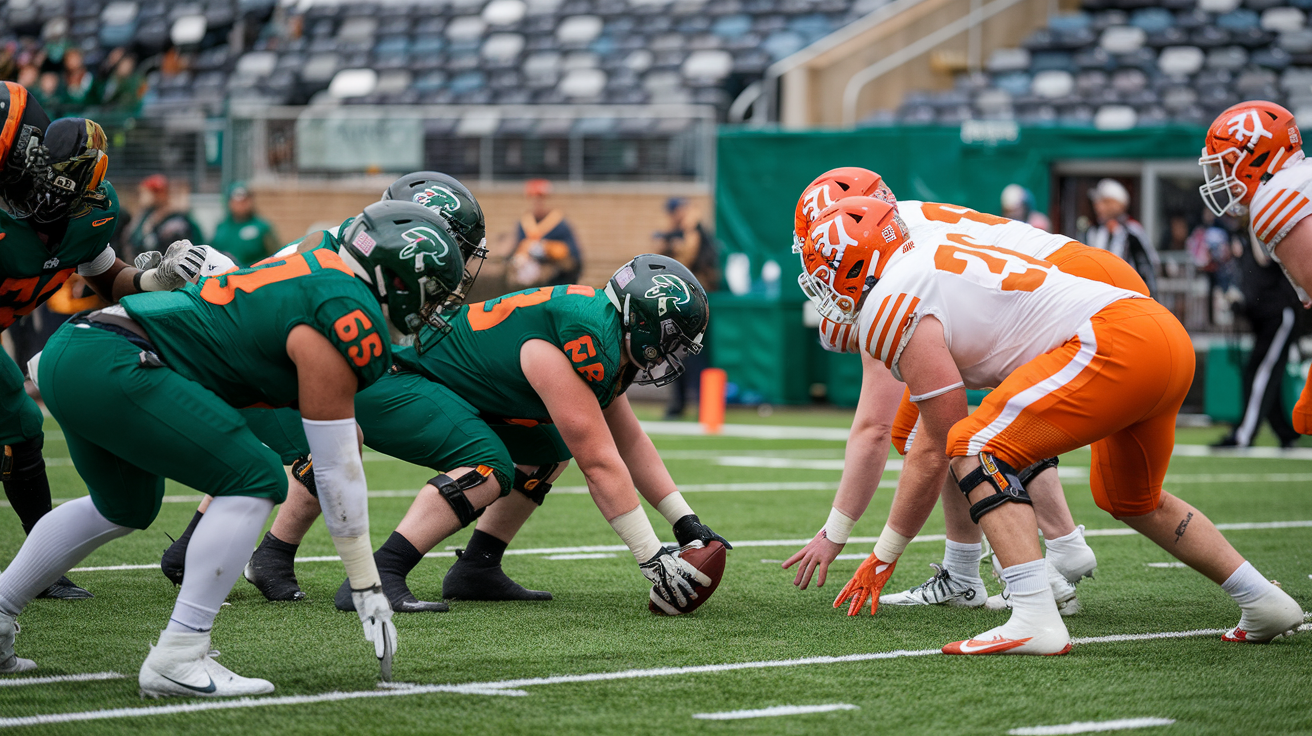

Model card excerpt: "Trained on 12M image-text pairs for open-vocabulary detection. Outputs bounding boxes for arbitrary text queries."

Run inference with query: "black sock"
[462,529,509,566]
[3,439,52,535]
[257,531,300,559]
[375,532,424,577]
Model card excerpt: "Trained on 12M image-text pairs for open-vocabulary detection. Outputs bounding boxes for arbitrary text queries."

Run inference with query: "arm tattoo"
[1173,511,1194,544]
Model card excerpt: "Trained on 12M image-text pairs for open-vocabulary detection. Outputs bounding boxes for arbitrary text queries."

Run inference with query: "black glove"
[672,514,732,550]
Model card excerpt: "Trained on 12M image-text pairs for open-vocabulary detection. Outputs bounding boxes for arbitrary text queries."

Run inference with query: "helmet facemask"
[1198,146,1250,217]
[616,290,705,387]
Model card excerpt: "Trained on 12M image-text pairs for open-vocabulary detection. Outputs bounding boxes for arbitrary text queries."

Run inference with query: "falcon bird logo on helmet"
[383,171,487,300]
[644,274,691,316]
[604,254,709,388]
[1199,101,1304,217]
[413,186,461,213]
[400,226,451,267]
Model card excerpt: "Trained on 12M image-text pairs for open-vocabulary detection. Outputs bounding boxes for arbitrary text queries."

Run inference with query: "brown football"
[648,541,727,615]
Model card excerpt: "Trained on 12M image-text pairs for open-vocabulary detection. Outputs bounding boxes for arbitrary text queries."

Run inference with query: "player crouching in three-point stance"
[794,195,1303,654]
[0,200,464,691]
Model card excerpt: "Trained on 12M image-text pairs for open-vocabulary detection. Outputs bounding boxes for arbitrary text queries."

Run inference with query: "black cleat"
[243,532,306,602]
[442,549,552,601]
[334,569,448,613]
[35,575,92,600]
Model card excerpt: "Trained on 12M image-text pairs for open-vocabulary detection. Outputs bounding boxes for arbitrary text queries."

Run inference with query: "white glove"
[351,585,398,681]
[639,548,711,615]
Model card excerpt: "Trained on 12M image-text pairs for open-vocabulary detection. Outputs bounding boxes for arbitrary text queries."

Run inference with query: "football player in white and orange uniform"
[1200,100,1312,433]
[784,168,1145,615]
[795,195,1303,654]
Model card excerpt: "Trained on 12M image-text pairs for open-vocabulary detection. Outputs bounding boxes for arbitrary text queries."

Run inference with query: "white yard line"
[6,623,1307,728]
[0,671,125,687]
[1008,717,1176,735]
[692,703,859,720]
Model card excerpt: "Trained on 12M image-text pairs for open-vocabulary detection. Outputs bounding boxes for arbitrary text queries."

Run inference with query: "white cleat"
[1047,525,1098,584]
[1222,584,1305,643]
[139,630,274,698]
[880,564,987,608]
[0,612,36,674]
[943,620,1072,656]
[985,560,1081,616]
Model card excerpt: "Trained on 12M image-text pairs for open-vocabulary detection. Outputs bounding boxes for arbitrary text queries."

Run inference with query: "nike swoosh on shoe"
[942,636,1033,655]
[160,672,217,694]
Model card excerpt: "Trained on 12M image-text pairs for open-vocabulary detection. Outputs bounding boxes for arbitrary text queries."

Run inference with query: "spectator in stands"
[95,49,145,113]
[0,42,17,82]
[59,48,94,110]
[1214,228,1303,449]
[654,197,719,419]
[1000,183,1051,232]
[210,182,279,266]
[1086,178,1160,297]
[31,69,61,118]
[507,179,581,288]
[123,174,203,261]
[15,64,37,91]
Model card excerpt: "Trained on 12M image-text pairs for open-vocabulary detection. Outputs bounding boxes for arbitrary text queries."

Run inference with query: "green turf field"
[1,406,1310,735]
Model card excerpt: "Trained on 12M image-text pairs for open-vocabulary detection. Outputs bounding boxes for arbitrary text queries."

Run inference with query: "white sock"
[1220,561,1276,607]
[0,497,132,616]
[167,496,273,633]
[1000,558,1048,596]
[1043,527,1089,557]
[943,540,983,582]
[998,559,1062,630]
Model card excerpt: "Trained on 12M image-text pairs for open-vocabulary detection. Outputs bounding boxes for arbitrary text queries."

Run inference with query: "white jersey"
[818,201,1077,354]
[1249,156,1312,303]
[852,234,1141,390]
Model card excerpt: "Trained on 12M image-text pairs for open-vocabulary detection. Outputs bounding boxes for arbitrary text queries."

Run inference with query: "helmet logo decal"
[413,186,460,213]
[811,215,858,263]
[352,230,377,256]
[644,273,692,316]
[802,185,834,222]
[400,226,451,269]
[615,265,636,288]
[1228,111,1273,147]
[881,225,896,242]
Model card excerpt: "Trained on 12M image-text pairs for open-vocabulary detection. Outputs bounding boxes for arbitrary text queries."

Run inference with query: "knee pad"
[291,455,317,498]
[954,453,1032,524]
[1018,456,1059,486]
[2,436,45,482]
[432,466,495,528]
[513,462,560,506]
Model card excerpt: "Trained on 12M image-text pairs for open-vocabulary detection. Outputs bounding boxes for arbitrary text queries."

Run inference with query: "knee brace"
[431,466,495,528]
[2,436,45,482]
[513,462,560,506]
[291,455,317,497]
[954,453,1032,524]
[1018,456,1059,486]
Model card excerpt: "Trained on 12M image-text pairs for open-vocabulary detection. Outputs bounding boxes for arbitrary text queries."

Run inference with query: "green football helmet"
[382,171,487,297]
[339,200,466,352]
[604,254,709,387]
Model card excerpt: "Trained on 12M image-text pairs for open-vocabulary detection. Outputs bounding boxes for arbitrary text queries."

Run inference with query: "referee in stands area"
[1214,227,1303,449]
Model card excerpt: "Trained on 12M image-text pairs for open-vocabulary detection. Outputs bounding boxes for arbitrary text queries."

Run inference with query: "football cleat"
[442,549,553,601]
[879,564,986,608]
[335,570,448,613]
[986,558,1081,617]
[942,625,1073,656]
[34,575,93,600]
[139,630,274,698]
[1046,525,1098,585]
[243,533,306,602]
[0,613,36,674]
[1223,584,1304,643]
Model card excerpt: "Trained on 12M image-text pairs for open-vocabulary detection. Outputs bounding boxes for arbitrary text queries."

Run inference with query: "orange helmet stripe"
[0,82,29,172]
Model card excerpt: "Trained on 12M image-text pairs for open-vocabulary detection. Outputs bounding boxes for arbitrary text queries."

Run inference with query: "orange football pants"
[890,242,1152,455]
[945,298,1194,517]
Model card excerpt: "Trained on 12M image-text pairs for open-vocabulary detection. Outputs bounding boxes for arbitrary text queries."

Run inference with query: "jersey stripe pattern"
[862,293,921,369]
[1250,158,1312,250]
[818,317,859,353]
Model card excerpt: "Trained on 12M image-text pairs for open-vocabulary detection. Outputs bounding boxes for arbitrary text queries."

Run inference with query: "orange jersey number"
[919,202,1011,227]
[468,284,596,331]
[0,271,75,329]
[564,335,604,382]
[199,251,353,306]
[934,234,1050,293]
[333,309,385,368]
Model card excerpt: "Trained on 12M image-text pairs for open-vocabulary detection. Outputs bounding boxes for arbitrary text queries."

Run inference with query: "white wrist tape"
[303,418,368,539]
[909,381,965,403]
[137,268,174,292]
[872,523,912,562]
[655,491,695,526]
[821,507,856,544]
[332,534,381,590]
[608,505,663,562]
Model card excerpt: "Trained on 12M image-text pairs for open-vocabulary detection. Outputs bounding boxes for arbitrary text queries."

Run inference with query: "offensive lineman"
[0,200,463,690]
[796,195,1303,653]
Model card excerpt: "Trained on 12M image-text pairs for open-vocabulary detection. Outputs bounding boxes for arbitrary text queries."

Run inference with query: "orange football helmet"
[1200,101,1304,216]
[793,167,897,252]
[797,196,910,323]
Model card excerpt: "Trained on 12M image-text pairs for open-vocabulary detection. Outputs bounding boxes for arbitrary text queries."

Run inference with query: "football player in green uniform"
[0,85,219,600]
[0,200,464,694]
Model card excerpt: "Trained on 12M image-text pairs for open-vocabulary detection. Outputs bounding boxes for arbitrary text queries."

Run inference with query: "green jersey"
[120,247,389,409]
[395,285,629,422]
[0,181,120,330]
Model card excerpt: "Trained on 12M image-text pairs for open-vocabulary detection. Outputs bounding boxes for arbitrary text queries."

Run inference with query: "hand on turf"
[781,530,844,589]
[672,514,733,550]
[352,585,399,665]
[833,552,898,616]
[640,548,711,614]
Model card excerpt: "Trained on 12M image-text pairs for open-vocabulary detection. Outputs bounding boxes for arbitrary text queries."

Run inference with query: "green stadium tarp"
[711,125,1208,405]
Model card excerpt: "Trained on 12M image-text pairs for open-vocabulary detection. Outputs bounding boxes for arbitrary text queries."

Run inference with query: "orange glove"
[1294,365,1312,435]
[833,553,898,616]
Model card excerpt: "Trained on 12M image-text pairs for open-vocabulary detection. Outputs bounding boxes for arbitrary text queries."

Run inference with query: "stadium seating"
[888,0,1312,128]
